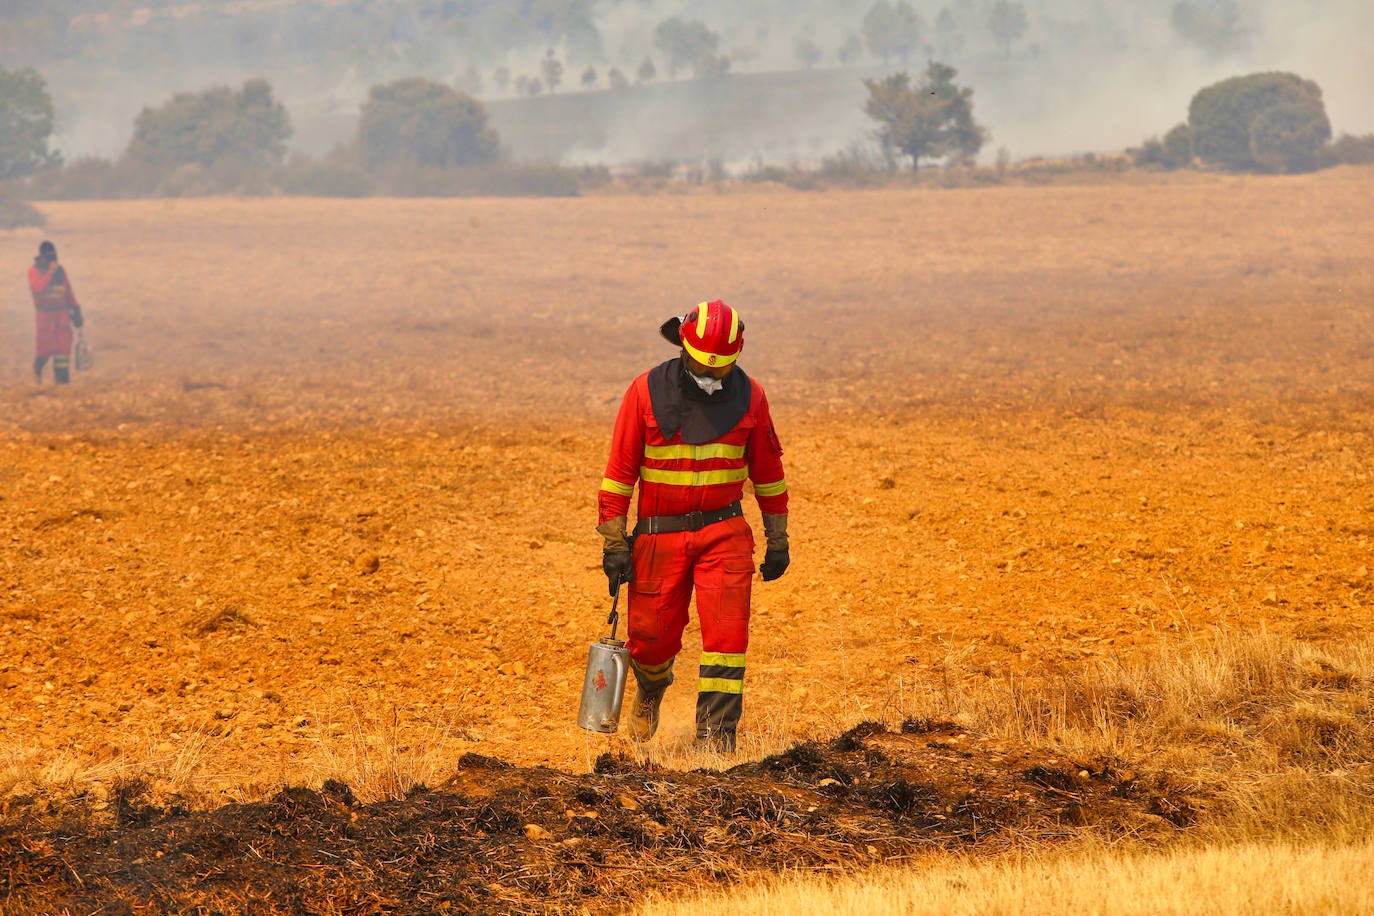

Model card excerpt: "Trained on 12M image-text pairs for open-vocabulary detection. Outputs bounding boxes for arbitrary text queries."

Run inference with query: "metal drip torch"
[576,575,630,733]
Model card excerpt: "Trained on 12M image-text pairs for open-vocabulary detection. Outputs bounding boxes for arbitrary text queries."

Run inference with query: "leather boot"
[694,724,737,753]
[626,681,666,741]
[626,657,674,741]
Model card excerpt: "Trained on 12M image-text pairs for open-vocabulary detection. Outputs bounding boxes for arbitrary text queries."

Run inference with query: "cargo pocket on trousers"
[627,577,664,644]
[631,578,662,600]
[717,558,755,621]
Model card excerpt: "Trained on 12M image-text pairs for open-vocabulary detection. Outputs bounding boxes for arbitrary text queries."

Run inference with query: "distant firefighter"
[28,240,84,384]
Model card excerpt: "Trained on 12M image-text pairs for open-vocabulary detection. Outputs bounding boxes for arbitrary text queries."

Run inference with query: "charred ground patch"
[0,723,1199,915]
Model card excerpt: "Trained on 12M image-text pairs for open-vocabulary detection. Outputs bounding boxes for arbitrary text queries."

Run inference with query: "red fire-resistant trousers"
[35,310,73,358]
[626,515,754,666]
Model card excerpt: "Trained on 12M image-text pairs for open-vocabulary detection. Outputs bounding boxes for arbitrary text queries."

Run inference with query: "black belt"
[634,501,743,535]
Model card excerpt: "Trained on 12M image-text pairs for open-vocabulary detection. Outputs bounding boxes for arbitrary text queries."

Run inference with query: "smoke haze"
[34,0,1374,167]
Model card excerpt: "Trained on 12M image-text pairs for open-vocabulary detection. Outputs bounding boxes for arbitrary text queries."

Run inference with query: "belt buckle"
[684,510,704,530]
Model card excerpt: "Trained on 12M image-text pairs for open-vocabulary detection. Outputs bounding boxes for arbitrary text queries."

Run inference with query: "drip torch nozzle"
[606,575,624,639]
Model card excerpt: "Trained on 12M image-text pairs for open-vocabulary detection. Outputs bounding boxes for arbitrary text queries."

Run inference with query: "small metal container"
[577,636,629,733]
[74,332,92,371]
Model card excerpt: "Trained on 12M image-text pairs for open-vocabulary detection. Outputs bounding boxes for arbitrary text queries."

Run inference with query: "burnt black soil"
[0,722,1198,915]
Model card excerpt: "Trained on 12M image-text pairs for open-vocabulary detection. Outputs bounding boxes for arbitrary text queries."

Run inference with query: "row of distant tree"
[0,0,1278,93]
[0,69,541,202]
[2,60,1372,220]
[444,3,1037,98]
[2,60,989,198]
[0,1,1037,79]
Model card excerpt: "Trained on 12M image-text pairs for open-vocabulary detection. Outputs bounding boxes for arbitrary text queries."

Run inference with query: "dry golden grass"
[635,625,1372,914]
[905,627,1374,842]
[637,839,1374,916]
[304,693,476,804]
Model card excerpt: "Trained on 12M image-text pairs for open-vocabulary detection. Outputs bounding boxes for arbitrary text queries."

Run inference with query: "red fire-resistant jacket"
[29,263,79,313]
[598,367,789,524]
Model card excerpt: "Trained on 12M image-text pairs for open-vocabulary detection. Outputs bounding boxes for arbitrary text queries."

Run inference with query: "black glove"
[603,550,633,595]
[70,304,84,329]
[759,547,790,581]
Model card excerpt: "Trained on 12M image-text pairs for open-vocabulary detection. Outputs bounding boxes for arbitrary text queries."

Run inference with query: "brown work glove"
[597,516,633,595]
[760,514,789,581]
[596,516,630,552]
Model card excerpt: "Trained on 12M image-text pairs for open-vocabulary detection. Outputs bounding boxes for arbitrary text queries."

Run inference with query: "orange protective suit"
[598,357,789,745]
[29,259,82,384]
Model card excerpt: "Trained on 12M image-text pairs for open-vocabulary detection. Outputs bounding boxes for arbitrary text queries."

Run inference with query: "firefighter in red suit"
[597,300,790,752]
[28,240,84,384]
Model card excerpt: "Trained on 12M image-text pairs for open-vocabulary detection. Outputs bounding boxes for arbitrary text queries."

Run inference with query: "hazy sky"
[43,0,1374,166]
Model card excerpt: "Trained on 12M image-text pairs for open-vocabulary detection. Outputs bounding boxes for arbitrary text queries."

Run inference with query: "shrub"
[575,164,613,190]
[28,156,120,199]
[28,155,221,199]
[816,146,890,187]
[157,163,215,197]
[743,164,790,183]
[1162,123,1194,167]
[1188,72,1330,172]
[357,79,500,171]
[1130,138,1167,169]
[0,65,60,182]
[372,163,581,197]
[124,79,291,188]
[1250,101,1332,173]
[277,155,373,197]
[635,161,676,179]
[1325,133,1374,166]
[481,163,580,197]
[1132,123,1193,171]
[0,185,44,228]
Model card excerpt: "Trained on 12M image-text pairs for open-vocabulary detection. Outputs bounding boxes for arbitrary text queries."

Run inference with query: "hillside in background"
[291,66,887,167]
[12,0,1371,167]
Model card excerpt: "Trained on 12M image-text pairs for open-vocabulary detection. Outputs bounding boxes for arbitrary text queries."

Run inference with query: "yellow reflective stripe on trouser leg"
[699,651,746,668]
[632,657,675,687]
[696,657,744,742]
[699,653,744,692]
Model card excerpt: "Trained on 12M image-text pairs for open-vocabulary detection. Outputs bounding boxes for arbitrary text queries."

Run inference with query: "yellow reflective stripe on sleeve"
[600,477,635,496]
[754,479,788,497]
[700,652,747,668]
[640,467,749,487]
[698,677,744,694]
[644,443,746,461]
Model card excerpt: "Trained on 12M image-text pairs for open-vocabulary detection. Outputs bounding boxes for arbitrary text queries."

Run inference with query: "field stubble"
[0,170,1372,911]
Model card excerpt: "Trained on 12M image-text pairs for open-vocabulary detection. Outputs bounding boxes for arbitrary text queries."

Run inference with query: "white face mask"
[686,370,724,394]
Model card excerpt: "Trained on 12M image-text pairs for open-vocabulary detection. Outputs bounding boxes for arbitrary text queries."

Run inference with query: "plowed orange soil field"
[3,171,1373,812]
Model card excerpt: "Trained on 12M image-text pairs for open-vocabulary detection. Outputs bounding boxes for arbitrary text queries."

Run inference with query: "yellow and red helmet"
[678,299,744,368]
